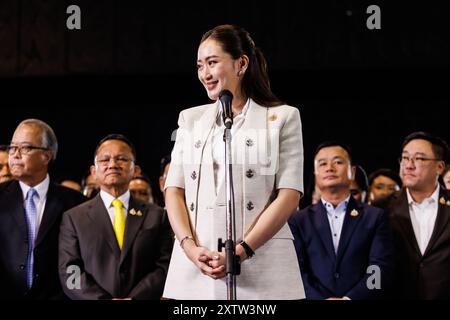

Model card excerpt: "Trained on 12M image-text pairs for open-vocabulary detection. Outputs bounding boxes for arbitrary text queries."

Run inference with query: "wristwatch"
[238,240,255,259]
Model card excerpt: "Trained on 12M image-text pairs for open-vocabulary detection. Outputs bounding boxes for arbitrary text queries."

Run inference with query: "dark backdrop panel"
[1,0,449,203]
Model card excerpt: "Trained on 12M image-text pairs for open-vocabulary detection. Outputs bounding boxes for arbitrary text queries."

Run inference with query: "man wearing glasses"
[389,132,450,299]
[58,134,173,299]
[0,119,85,299]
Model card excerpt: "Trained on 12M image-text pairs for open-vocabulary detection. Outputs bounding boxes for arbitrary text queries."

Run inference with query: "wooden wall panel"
[19,0,66,75]
[0,1,19,75]
[67,0,114,73]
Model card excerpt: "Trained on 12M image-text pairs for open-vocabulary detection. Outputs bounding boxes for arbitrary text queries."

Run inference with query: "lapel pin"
[350,209,359,217]
[268,114,277,122]
[439,197,446,205]
[129,208,137,216]
[136,210,143,217]
[446,201,450,207]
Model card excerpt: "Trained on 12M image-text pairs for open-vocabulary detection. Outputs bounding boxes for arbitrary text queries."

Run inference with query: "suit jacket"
[0,179,86,299]
[163,98,305,299]
[288,197,395,300]
[388,188,450,299]
[59,194,174,300]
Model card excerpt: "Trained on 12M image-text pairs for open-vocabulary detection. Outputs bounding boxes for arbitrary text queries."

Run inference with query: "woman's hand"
[184,242,225,279]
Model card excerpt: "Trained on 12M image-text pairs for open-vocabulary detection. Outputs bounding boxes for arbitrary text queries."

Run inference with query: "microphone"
[219,90,233,129]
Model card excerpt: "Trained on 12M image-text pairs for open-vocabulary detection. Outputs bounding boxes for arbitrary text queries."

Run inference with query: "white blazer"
[163,98,305,300]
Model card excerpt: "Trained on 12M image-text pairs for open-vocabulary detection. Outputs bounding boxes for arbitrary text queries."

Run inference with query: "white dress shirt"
[407,185,440,255]
[211,98,250,195]
[19,174,50,235]
[321,196,351,254]
[99,190,130,227]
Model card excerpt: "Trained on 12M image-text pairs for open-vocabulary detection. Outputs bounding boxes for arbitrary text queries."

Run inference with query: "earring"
[238,70,244,76]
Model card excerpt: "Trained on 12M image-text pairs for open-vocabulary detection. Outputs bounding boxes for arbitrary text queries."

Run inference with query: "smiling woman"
[163,24,305,300]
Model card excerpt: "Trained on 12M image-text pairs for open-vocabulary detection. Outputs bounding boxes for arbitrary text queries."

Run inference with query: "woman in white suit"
[163,24,305,300]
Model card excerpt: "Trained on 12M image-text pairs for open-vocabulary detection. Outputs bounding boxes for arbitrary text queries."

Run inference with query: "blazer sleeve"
[164,110,186,190]
[288,214,330,300]
[345,210,395,300]
[58,211,112,300]
[275,107,304,193]
[128,210,174,300]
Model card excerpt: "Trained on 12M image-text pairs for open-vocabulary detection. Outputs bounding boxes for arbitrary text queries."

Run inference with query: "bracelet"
[239,240,255,259]
[180,236,195,250]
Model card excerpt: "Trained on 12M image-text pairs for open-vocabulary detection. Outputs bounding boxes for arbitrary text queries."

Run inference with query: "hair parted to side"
[94,134,137,162]
[402,131,449,163]
[201,24,283,107]
[18,119,58,161]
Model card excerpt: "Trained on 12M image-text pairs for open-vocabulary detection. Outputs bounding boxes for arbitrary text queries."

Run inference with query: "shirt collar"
[321,195,351,214]
[100,189,131,211]
[406,184,440,206]
[216,98,251,122]
[19,174,50,201]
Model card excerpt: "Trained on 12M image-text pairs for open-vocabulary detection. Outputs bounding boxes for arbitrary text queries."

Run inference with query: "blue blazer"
[288,197,395,300]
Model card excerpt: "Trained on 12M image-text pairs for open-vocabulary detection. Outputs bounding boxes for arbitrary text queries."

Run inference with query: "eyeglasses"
[7,144,49,155]
[399,155,440,167]
[96,156,133,167]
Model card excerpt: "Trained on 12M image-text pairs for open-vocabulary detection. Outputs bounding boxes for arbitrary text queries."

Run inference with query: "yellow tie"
[112,199,125,250]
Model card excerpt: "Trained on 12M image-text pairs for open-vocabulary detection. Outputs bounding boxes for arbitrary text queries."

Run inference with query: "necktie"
[112,199,125,250]
[25,188,38,289]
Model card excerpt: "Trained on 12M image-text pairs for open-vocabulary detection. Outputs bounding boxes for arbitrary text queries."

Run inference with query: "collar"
[321,195,351,213]
[19,174,50,201]
[100,189,131,211]
[216,97,251,120]
[406,184,440,206]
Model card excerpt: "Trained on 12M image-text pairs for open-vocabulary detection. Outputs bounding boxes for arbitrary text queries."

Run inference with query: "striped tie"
[25,188,38,289]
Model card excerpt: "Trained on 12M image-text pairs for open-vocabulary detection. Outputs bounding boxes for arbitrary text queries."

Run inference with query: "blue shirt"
[321,196,350,254]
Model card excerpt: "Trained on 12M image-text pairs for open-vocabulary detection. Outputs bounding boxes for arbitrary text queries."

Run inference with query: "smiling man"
[388,132,450,299]
[0,119,85,299]
[58,134,173,300]
[289,141,395,300]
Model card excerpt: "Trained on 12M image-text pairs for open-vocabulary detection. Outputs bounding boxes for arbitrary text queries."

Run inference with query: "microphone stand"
[217,116,240,300]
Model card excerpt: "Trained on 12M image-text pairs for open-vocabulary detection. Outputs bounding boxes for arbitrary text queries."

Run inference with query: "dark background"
[0,1,449,204]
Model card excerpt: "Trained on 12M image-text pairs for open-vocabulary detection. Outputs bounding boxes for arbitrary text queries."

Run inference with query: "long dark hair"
[200,25,283,107]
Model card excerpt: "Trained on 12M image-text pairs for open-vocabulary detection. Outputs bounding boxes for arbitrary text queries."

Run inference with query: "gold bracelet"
[180,236,195,250]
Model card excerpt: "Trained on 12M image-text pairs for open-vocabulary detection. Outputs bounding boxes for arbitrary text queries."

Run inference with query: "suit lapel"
[393,189,422,257]
[336,197,362,262]
[119,197,146,265]
[35,183,63,248]
[423,188,450,257]
[311,203,336,262]
[88,195,120,258]
[6,181,28,233]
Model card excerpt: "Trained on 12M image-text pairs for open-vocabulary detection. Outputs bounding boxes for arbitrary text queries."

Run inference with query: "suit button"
[334,273,340,279]
[19,264,25,270]
[190,203,195,212]
[247,201,254,211]
[246,139,254,147]
[419,263,424,268]
[34,273,39,279]
[191,171,197,180]
[246,169,254,178]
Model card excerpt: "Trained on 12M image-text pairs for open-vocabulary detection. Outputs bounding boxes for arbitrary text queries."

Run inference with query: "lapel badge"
[350,209,359,217]
[439,197,446,205]
[129,208,137,216]
[194,140,202,148]
[136,210,143,217]
[268,114,277,122]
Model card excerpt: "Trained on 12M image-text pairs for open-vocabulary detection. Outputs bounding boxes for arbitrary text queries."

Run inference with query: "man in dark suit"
[289,142,395,300]
[388,132,450,299]
[59,134,173,300]
[0,119,85,299]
